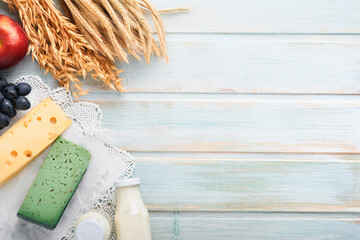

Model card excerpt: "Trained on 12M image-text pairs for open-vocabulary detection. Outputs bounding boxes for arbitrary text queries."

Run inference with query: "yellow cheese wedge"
[0,98,72,186]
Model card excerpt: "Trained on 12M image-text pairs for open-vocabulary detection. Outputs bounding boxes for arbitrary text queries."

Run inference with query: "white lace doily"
[0,76,135,240]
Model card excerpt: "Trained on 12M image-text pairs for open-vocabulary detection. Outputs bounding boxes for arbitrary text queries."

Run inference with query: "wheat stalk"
[3,0,125,97]
[61,0,169,64]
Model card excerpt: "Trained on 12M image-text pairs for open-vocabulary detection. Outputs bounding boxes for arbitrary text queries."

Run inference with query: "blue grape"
[7,108,16,118]
[15,96,31,110]
[1,99,14,114]
[15,83,31,96]
[3,86,17,100]
[0,112,9,128]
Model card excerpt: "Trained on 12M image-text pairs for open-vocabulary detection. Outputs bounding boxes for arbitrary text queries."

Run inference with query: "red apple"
[0,15,28,70]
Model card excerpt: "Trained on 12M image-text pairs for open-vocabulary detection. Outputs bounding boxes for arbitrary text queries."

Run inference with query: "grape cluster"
[0,77,31,129]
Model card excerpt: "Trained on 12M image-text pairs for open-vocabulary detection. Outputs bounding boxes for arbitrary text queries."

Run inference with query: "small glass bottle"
[75,211,112,240]
[114,178,152,240]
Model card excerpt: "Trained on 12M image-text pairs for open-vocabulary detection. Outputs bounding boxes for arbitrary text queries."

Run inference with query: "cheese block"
[0,98,72,186]
[18,137,91,229]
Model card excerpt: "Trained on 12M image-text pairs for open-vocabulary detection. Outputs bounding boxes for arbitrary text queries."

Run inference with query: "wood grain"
[148,0,360,34]
[81,35,360,94]
[4,0,360,34]
[150,212,360,240]
[134,153,360,212]
[83,94,360,153]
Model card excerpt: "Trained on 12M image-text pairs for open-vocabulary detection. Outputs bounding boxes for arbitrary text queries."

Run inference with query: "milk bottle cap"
[75,219,104,240]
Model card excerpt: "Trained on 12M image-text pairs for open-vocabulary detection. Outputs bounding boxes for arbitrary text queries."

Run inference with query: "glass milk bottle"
[115,178,152,240]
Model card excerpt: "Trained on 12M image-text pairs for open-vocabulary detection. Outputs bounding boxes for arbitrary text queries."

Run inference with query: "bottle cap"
[115,178,141,187]
[75,219,104,240]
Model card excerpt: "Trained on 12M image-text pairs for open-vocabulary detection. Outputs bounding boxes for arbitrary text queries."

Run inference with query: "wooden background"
[2,0,360,239]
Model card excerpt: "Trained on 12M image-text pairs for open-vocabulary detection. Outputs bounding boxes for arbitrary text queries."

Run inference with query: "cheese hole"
[11,151,18,158]
[5,161,11,167]
[24,150,32,158]
[50,117,57,125]
[37,117,42,121]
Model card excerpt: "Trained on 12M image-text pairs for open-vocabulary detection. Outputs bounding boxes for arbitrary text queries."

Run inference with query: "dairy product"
[0,98,72,186]
[17,137,91,229]
[115,178,152,240]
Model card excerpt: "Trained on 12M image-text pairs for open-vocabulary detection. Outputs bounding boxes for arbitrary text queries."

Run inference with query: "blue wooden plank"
[81,93,360,153]
[149,212,360,240]
[3,0,360,34]
[148,0,360,33]
[133,153,360,211]
[90,35,360,94]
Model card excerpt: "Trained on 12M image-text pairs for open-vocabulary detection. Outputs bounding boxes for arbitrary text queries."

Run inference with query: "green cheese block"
[17,137,91,229]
